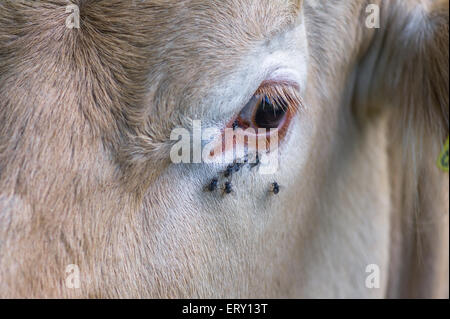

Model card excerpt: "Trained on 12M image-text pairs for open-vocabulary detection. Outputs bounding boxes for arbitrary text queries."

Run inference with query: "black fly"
[224,164,234,178]
[208,178,218,191]
[224,181,233,194]
[232,120,239,130]
[271,182,280,195]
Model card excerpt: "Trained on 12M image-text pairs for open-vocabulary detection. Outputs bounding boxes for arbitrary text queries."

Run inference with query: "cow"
[0,0,448,298]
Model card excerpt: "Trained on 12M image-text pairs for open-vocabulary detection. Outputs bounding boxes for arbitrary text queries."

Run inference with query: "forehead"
[134,0,301,47]
[118,0,302,87]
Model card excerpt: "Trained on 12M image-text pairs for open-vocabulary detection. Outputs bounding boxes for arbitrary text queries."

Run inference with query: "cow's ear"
[357,0,449,298]
[359,0,449,167]
[390,0,448,153]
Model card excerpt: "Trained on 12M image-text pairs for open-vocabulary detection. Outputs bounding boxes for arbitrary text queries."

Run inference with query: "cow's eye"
[231,82,301,136]
[253,95,288,129]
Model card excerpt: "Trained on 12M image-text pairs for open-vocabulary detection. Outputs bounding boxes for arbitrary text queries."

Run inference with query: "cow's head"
[0,0,448,298]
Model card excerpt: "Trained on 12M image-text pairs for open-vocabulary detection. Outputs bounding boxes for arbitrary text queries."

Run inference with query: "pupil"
[253,96,287,129]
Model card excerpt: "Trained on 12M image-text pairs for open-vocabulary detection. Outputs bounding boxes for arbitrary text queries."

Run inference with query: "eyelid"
[255,80,302,112]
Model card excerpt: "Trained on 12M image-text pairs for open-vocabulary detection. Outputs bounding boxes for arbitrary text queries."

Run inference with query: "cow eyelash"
[254,82,302,114]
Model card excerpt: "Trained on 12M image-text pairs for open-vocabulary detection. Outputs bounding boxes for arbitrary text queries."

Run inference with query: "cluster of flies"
[206,120,280,196]
[206,158,280,195]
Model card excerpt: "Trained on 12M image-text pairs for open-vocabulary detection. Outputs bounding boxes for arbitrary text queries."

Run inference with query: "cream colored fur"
[0,0,448,298]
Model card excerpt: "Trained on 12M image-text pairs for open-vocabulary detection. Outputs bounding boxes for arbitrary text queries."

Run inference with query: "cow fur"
[0,0,448,298]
